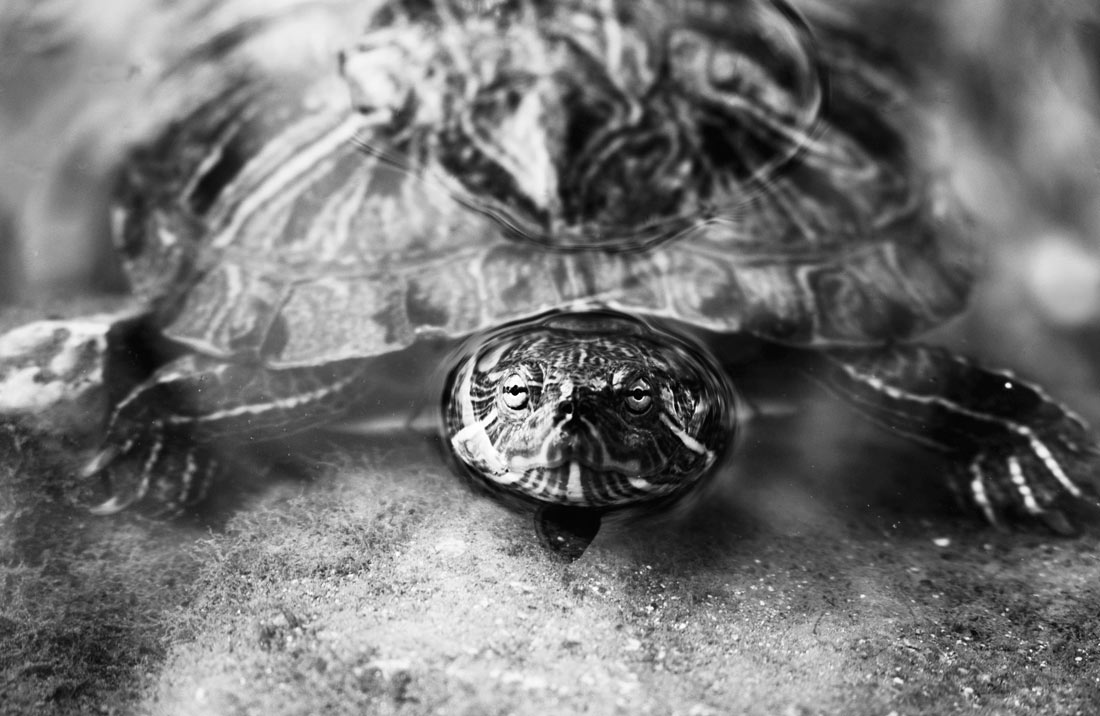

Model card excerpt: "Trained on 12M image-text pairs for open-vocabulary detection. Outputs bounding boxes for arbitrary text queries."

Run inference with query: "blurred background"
[0,0,1099,410]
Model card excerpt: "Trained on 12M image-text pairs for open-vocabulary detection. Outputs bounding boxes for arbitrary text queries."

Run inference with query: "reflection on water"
[0,7,1096,494]
[2,2,1098,327]
[344,0,827,251]
[0,0,1097,519]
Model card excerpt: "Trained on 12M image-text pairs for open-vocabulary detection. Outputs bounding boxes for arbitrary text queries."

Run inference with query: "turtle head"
[445,312,736,558]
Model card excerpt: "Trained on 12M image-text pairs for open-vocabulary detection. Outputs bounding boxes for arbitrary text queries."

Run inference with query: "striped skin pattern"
[87,352,369,515]
[806,345,1100,529]
[446,312,736,510]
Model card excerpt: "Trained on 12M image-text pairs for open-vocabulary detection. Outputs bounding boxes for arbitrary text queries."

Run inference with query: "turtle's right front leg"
[85,354,368,516]
[799,344,1100,532]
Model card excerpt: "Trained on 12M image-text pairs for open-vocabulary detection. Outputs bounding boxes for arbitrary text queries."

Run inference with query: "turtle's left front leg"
[802,344,1100,531]
[84,354,368,516]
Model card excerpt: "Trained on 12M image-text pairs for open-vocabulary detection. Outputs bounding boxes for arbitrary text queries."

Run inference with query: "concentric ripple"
[343,0,825,251]
[444,311,738,511]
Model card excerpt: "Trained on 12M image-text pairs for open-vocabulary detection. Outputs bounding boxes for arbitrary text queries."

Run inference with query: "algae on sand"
[3,368,1100,715]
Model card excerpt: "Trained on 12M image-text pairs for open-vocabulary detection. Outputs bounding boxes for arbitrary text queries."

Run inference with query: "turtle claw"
[963,426,1100,535]
[1036,508,1078,537]
[80,427,220,518]
[81,442,127,479]
[89,495,135,516]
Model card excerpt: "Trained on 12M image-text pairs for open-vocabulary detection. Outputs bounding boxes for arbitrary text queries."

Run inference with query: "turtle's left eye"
[623,378,652,414]
[501,373,530,410]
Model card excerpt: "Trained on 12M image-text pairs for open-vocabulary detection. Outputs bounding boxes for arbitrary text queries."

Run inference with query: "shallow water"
[2,2,1100,714]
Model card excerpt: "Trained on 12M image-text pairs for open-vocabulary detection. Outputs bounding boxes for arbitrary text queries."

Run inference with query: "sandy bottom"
[2,306,1100,716]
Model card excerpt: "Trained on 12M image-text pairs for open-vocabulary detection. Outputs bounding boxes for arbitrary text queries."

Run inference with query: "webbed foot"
[82,427,221,518]
[77,351,366,517]
[809,344,1100,532]
[961,418,1100,534]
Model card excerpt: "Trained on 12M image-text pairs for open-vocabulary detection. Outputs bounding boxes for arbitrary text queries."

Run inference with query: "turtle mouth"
[460,412,724,507]
[505,414,645,475]
[490,460,681,507]
[507,448,644,477]
[496,418,710,507]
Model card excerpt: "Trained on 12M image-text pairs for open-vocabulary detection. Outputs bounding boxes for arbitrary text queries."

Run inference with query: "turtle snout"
[554,397,576,422]
[552,413,603,462]
[555,425,582,455]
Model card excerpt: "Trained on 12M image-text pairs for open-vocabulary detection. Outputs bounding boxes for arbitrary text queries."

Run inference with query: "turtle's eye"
[623,378,652,414]
[501,373,530,410]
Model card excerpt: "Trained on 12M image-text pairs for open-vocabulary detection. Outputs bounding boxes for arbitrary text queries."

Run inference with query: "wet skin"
[445,311,738,553]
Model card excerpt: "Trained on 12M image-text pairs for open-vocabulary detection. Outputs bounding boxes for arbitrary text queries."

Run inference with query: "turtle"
[2,0,1099,560]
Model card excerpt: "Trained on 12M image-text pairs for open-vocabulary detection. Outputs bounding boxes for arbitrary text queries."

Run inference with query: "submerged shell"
[112,0,974,368]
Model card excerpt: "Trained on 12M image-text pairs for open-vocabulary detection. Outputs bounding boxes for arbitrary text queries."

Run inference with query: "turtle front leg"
[84,426,221,517]
[84,354,368,516]
[803,344,1100,532]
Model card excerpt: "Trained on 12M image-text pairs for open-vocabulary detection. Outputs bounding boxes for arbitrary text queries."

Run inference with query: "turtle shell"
[112,0,974,369]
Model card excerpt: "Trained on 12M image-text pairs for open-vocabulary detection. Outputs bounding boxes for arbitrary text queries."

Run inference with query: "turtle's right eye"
[623,378,653,414]
[501,373,530,410]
